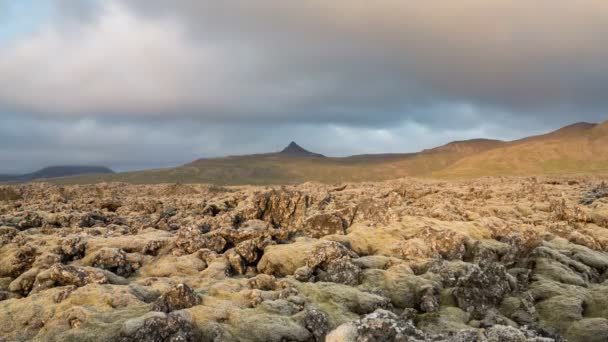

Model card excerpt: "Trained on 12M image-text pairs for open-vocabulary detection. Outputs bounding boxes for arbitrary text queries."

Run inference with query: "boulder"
[152,284,202,313]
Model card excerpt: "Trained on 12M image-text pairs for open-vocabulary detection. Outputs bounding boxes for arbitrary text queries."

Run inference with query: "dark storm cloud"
[0,0,606,172]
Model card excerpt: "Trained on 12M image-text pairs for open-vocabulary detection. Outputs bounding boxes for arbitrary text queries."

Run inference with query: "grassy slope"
[433,122,608,178]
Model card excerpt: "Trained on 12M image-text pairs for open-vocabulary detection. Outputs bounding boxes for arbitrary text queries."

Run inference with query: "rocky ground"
[1,177,608,341]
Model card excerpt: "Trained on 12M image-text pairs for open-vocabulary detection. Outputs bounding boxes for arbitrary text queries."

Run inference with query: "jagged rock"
[418,284,440,313]
[302,308,330,341]
[31,264,108,292]
[120,312,201,342]
[11,212,44,230]
[303,213,347,238]
[453,262,514,319]
[226,249,247,275]
[306,241,358,269]
[316,257,362,285]
[152,284,202,313]
[54,237,86,262]
[79,212,108,227]
[218,220,287,247]
[176,226,226,254]
[92,247,134,277]
[418,226,469,260]
[234,237,270,264]
[246,189,310,227]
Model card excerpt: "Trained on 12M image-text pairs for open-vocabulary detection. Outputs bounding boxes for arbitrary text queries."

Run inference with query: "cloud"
[1,0,607,123]
[0,0,606,172]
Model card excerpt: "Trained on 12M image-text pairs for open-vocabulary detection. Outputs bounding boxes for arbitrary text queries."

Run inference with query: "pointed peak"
[279,142,325,157]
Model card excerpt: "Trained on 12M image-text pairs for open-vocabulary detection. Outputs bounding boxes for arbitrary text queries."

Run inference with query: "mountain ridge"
[25,120,608,185]
[0,166,115,183]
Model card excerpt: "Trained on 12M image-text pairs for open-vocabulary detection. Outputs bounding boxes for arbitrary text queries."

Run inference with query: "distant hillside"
[0,166,114,182]
[49,121,608,185]
[434,121,608,177]
[422,138,505,155]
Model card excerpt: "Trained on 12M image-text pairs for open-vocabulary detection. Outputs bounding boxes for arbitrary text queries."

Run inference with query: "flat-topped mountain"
[0,166,114,182]
[40,120,608,185]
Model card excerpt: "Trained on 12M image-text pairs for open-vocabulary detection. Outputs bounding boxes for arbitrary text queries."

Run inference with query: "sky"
[1,0,607,173]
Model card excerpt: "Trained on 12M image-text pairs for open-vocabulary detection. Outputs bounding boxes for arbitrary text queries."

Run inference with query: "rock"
[246,189,310,227]
[226,249,247,275]
[79,212,108,227]
[152,284,202,313]
[302,308,330,341]
[332,309,428,342]
[120,312,201,342]
[418,285,440,313]
[142,239,167,256]
[54,237,86,262]
[218,219,285,244]
[326,322,358,342]
[316,258,362,285]
[161,206,178,219]
[92,248,134,277]
[13,212,43,230]
[175,227,227,254]
[100,199,122,212]
[294,266,314,282]
[580,182,608,205]
[418,226,469,260]
[33,264,108,291]
[234,237,270,264]
[453,262,514,319]
[305,241,357,269]
[303,213,347,238]
[248,274,280,291]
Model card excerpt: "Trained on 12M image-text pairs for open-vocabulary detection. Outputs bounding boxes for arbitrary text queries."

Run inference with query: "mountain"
[433,121,608,177]
[0,166,114,182]
[278,142,325,157]
[45,120,608,185]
